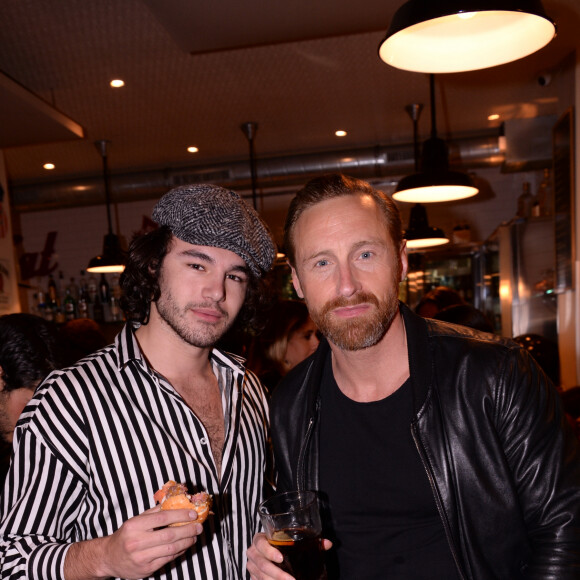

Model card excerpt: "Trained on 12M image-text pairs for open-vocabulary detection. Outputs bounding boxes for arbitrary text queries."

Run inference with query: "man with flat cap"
[0,185,276,580]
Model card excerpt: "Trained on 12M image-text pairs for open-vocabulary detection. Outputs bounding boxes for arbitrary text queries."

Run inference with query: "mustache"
[189,301,228,316]
[321,292,379,314]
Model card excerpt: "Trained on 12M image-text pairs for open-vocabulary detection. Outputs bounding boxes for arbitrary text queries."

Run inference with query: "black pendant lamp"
[393,74,478,204]
[400,103,449,249]
[404,203,449,249]
[378,0,556,73]
[86,140,125,273]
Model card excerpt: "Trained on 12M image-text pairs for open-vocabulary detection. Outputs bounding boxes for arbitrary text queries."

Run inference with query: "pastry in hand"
[154,480,213,526]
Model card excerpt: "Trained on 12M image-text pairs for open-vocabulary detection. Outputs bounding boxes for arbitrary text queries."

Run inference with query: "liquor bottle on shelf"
[47,274,59,308]
[36,286,47,318]
[110,273,122,300]
[99,273,110,304]
[87,272,98,304]
[54,307,66,325]
[92,294,104,322]
[110,296,121,321]
[535,168,553,217]
[67,277,80,301]
[58,270,66,300]
[78,271,90,318]
[516,182,534,219]
[63,288,77,321]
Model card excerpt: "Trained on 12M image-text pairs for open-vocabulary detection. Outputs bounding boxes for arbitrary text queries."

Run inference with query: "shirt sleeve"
[0,428,81,580]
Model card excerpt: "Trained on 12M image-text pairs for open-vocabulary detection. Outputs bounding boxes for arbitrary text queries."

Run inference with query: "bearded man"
[247,174,580,580]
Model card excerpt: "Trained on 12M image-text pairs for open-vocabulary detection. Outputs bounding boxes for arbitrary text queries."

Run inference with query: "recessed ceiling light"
[110,79,125,88]
[43,163,55,170]
[335,130,347,137]
[488,113,500,121]
[187,146,199,153]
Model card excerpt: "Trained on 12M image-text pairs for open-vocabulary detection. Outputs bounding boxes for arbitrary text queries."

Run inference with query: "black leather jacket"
[270,304,580,580]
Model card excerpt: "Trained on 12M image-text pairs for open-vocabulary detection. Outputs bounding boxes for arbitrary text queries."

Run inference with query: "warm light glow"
[457,12,476,19]
[488,113,500,121]
[335,130,347,137]
[393,184,479,203]
[86,264,125,274]
[187,146,199,153]
[276,252,286,259]
[406,237,449,249]
[43,163,55,170]
[110,79,125,88]
[379,11,555,73]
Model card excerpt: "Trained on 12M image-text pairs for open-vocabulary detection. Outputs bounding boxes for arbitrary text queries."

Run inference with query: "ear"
[290,266,305,299]
[399,241,409,282]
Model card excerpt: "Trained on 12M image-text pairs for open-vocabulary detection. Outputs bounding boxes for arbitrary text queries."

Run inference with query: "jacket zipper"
[411,423,467,580]
[296,398,319,491]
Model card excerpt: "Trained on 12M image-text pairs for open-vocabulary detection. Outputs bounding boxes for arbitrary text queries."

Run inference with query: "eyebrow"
[179,248,250,275]
[304,239,388,262]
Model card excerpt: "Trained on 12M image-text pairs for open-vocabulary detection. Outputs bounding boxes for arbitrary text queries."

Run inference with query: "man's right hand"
[64,506,204,580]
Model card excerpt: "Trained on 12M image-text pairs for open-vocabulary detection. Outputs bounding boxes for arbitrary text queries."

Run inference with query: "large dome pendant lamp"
[86,140,125,274]
[378,0,556,74]
[400,103,449,249]
[393,74,478,204]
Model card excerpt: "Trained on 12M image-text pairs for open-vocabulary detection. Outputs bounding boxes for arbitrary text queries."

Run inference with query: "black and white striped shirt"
[0,324,270,579]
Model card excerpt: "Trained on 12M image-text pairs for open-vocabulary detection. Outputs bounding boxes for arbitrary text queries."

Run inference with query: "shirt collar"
[114,322,247,376]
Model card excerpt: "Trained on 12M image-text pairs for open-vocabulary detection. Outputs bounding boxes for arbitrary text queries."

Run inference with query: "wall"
[0,152,21,313]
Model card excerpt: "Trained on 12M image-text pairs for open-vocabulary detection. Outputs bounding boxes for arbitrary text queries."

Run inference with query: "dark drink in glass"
[268,527,326,580]
[259,491,327,580]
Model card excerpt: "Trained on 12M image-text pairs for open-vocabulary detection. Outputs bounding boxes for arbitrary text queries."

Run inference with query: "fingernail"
[189,510,198,520]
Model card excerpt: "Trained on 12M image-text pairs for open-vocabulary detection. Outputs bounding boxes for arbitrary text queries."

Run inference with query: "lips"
[192,307,224,322]
[332,303,371,318]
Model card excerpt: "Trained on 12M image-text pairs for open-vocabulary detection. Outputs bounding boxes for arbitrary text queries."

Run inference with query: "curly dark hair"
[0,313,59,391]
[119,225,270,332]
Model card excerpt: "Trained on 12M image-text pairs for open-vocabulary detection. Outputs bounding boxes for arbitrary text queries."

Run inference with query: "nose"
[202,274,226,303]
[309,333,320,353]
[337,262,360,298]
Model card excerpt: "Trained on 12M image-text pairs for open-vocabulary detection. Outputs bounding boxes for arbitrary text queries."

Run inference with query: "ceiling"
[1,0,579,208]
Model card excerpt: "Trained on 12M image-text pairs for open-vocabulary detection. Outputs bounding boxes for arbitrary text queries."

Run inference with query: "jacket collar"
[305,302,432,416]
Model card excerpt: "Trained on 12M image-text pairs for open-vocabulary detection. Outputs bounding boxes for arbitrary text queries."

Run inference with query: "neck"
[134,311,214,384]
[329,311,409,402]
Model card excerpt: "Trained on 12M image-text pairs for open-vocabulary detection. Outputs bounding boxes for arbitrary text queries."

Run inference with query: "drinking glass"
[258,490,327,580]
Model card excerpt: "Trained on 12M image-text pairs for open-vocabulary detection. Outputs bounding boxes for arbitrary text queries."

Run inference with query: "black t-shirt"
[319,354,460,580]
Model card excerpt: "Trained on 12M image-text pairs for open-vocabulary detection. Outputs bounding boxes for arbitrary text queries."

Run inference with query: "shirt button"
[200,437,207,445]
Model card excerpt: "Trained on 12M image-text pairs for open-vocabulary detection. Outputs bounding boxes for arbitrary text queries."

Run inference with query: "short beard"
[309,291,399,351]
[155,292,233,348]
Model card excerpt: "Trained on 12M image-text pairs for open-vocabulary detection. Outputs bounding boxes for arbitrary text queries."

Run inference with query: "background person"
[415,285,463,318]
[433,303,494,333]
[0,184,276,580]
[247,173,580,580]
[57,318,108,367]
[247,299,319,393]
[0,313,59,481]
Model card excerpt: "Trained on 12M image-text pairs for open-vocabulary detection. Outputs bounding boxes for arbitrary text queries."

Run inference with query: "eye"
[227,273,247,284]
[315,259,329,268]
[189,263,205,271]
[360,251,373,259]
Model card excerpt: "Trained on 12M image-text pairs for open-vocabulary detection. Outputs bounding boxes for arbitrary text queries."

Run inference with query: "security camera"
[537,73,552,87]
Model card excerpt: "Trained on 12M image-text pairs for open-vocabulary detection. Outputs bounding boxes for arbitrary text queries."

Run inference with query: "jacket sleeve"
[0,428,80,579]
[498,348,580,578]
